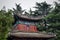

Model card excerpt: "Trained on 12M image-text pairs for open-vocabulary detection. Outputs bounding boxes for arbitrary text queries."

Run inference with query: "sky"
[0,0,59,11]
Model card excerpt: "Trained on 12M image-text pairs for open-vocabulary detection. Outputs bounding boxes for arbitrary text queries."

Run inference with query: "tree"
[52,2,60,13]
[0,10,14,40]
[24,8,35,16]
[29,8,33,15]
[28,8,35,16]
[34,1,52,16]
[44,1,60,40]
[13,4,25,14]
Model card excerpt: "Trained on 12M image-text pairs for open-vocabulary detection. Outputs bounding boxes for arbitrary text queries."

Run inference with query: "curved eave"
[15,13,43,21]
[9,32,56,38]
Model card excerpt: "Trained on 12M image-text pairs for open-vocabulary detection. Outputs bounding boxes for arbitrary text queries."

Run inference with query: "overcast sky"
[0,0,59,11]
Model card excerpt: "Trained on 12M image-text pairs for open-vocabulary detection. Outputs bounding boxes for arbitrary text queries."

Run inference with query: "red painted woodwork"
[16,24,25,31]
[29,26,38,32]
[16,24,38,32]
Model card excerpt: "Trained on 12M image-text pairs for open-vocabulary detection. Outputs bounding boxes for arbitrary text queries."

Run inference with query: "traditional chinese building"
[8,12,56,40]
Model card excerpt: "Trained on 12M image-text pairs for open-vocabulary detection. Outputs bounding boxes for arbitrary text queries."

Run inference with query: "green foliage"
[34,1,52,16]
[53,2,60,13]
[0,10,14,40]
[44,2,60,40]
[35,1,60,40]
[13,4,25,14]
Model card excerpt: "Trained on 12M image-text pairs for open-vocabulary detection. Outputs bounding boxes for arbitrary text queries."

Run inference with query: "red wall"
[15,24,38,32]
